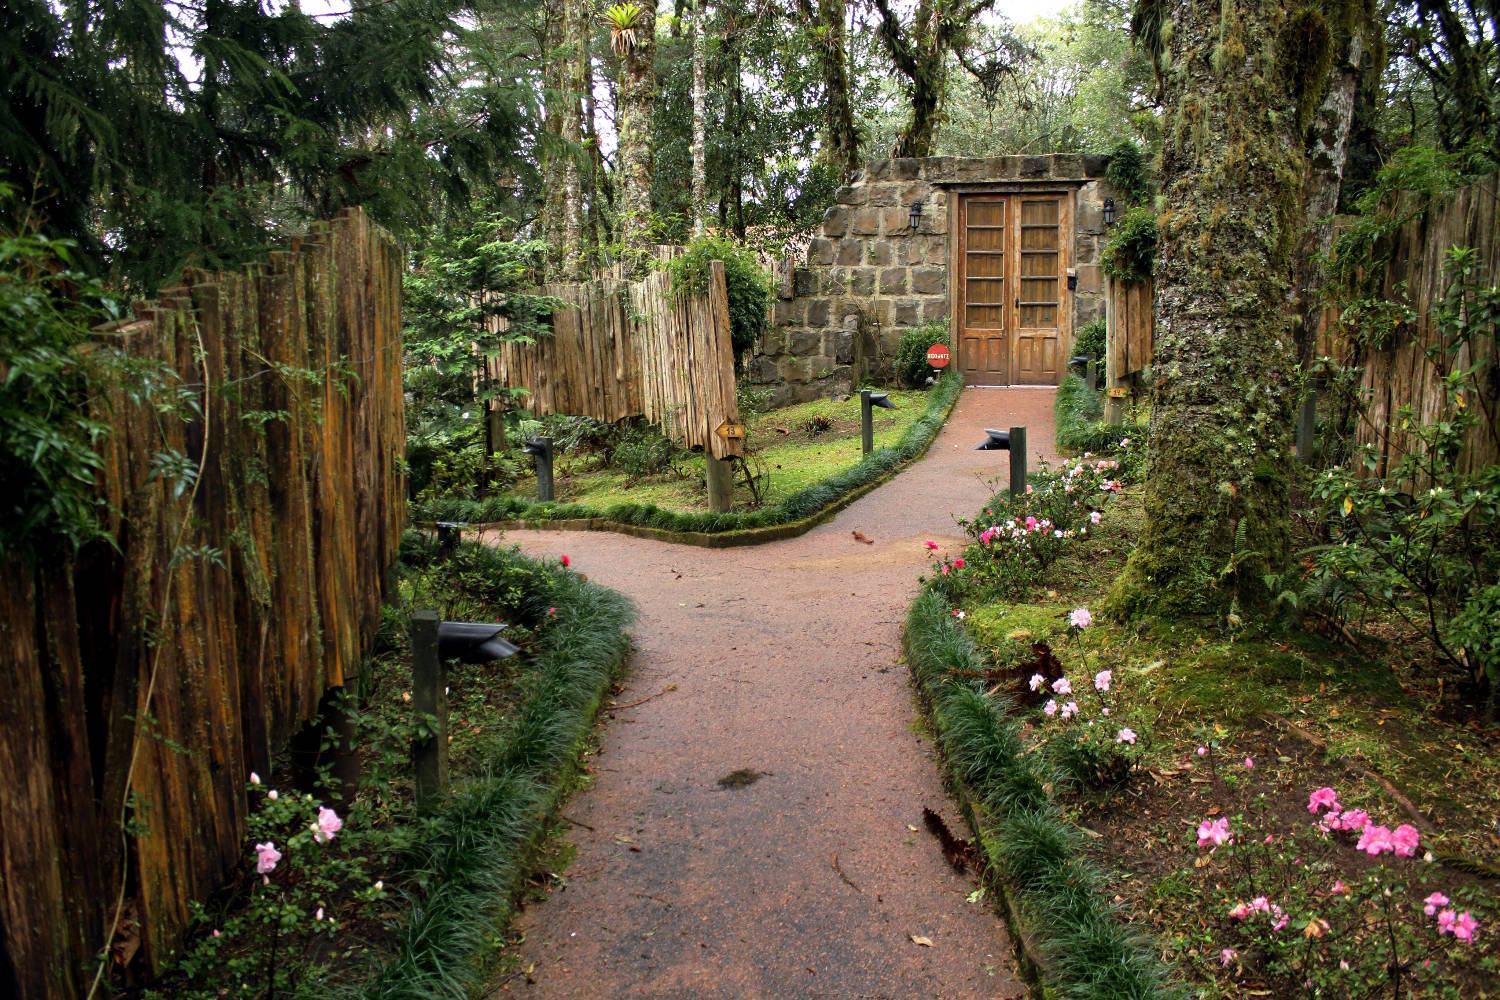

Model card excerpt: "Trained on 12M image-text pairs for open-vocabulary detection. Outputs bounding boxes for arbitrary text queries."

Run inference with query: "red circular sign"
[926,343,951,369]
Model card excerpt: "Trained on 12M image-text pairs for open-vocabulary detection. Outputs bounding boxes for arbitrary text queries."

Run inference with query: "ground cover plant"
[417,371,962,535]
[142,537,633,999]
[926,458,1500,997]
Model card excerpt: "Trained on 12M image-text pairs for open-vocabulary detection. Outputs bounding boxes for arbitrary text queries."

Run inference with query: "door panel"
[957,193,1068,385]
[959,196,1009,386]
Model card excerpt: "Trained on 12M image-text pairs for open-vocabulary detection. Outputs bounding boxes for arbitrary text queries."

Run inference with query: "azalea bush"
[1282,247,1500,713]
[1195,781,1490,996]
[929,453,1128,601]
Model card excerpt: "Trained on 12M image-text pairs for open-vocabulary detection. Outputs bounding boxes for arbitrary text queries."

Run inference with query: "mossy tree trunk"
[795,0,861,179]
[617,3,657,270]
[1114,0,1350,619]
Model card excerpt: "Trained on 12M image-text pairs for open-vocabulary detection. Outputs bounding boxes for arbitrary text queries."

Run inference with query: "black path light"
[522,436,555,502]
[975,425,1028,500]
[435,520,466,556]
[436,620,519,664]
[860,388,897,456]
[1067,354,1098,391]
[908,200,924,233]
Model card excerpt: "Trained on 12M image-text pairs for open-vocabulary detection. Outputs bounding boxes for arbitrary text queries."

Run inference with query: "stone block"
[851,207,882,236]
[1083,153,1110,177]
[822,269,847,296]
[1052,154,1086,179]
[867,299,891,325]
[879,268,909,295]
[808,355,835,380]
[837,238,863,265]
[835,329,854,364]
[821,206,848,239]
[924,236,949,264]
[898,182,932,206]
[773,299,803,328]
[849,268,876,296]
[880,206,908,235]
[996,156,1023,179]
[893,299,920,326]
[1076,192,1105,235]
[924,156,955,181]
[788,328,822,356]
[920,300,950,325]
[808,237,836,266]
[1021,155,1051,178]
[749,355,780,383]
[865,185,899,207]
[911,266,946,295]
[954,158,990,182]
[1075,295,1105,329]
[866,241,892,266]
[834,185,866,206]
[866,160,892,181]
[793,268,818,297]
[806,299,831,328]
[1076,264,1104,295]
[918,205,947,235]
[1075,235,1099,266]
[893,158,921,180]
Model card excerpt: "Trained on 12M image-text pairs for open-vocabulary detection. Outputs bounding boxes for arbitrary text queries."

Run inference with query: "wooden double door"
[956,192,1071,386]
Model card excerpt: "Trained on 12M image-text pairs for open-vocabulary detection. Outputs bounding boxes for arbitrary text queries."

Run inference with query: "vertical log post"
[1009,425,1028,500]
[861,389,876,456]
[1297,390,1317,464]
[410,610,448,811]
[1085,358,1097,393]
[706,454,734,513]
[524,437,555,502]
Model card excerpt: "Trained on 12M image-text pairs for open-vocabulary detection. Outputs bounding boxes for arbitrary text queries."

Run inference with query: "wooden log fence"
[484,259,745,460]
[0,207,405,998]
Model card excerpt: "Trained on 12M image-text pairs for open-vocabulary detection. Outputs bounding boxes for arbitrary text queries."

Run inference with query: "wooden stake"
[706,454,734,513]
[410,611,448,811]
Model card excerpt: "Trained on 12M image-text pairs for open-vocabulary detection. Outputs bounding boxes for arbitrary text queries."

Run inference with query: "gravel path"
[485,387,1058,999]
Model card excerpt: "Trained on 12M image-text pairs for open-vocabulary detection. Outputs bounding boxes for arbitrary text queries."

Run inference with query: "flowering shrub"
[934,455,1128,601]
[1197,782,1489,995]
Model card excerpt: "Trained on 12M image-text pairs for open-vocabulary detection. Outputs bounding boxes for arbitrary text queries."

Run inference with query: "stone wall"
[747,154,1116,405]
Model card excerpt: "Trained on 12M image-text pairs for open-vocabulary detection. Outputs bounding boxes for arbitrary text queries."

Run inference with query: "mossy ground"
[955,487,1500,997]
[510,390,929,512]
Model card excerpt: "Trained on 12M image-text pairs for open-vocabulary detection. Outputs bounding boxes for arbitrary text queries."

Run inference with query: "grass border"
[903,586,1177,1000]
[351,545,635,999]
[417,372,963,547]
[1054,373,1142,455]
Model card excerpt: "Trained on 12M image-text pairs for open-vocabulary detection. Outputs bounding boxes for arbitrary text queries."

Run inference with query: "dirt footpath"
[486,387,1058,999]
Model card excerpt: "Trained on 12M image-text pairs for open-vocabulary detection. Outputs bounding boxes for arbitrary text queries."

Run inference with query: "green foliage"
[1279,249,1500,710]
[609,423,680,478]
[1073,318,1106,361]
[1104,139,1153,206]
[903,589,1174,999]
[1101,205,1158,284]
[417,371,963,535]
[1054,374,1147,456]
[666,235,774,364]
[894,320,949,389]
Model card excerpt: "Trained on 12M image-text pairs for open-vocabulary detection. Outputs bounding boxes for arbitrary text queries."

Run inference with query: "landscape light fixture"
[860,389,897,456]
[908,200,923,233]
[1103,197,1116,227]
[522,436,555,502]
[975,425,1029,501]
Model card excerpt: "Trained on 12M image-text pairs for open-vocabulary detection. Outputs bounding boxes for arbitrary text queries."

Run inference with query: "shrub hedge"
[1054,373,1144,455]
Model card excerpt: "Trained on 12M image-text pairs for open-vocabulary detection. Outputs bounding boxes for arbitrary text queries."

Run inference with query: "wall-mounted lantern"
[908,200,924,233]
[1103,197,1116,227]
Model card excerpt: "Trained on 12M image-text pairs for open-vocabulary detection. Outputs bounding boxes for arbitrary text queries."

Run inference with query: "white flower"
[1029,673,1045,692]
[249,772,261,785]
[267,789,278,800]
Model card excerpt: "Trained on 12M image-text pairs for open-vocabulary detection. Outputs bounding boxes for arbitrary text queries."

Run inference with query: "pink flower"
[1453,911,1479,943]
[1271,909,1289,932]
[924,540,938,550]
[1228,902,1251,921]
[1090,510,1102,525]
[249,772,261,785]
[1243,756,1255,769]
[1219,947,1237,967]
[1060,701,1079,719]
[953,558,965,569]
[1024,516,1039,531]
[255,842,281,875]
[212,929,221,938]
[1052,677,1073,695]
[312,806,343,844]
[1334,808,1370,833]
[1116,727,1137,745]
[1093,670,1112,692]
[1423,892,1450,916]
[1356,824,1394,856]
[1043,699,1058,717]
[315,907,325,921]
[547,607,557,616]
[1028,673,1045,692]
[941,564,950,576]
[1196,745,1208,756]
[1437,908,1457,935]
[1249,896,1272,915]
[1390,824,1420,858]
[1197,817,1232,849]
[1069,607,1093,629]
[1307,787,1340,814]
[1331,880,1350,896]
[560,554,570,567]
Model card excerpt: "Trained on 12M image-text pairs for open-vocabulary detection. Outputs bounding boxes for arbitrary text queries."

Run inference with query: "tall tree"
[607,0,657,265]
[794,0,861,177]
[1113,0,1366,619]
[561,0,588,277]
[869,0,1020,158]
[692,0,708,236]
[1391,0,1500,158]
